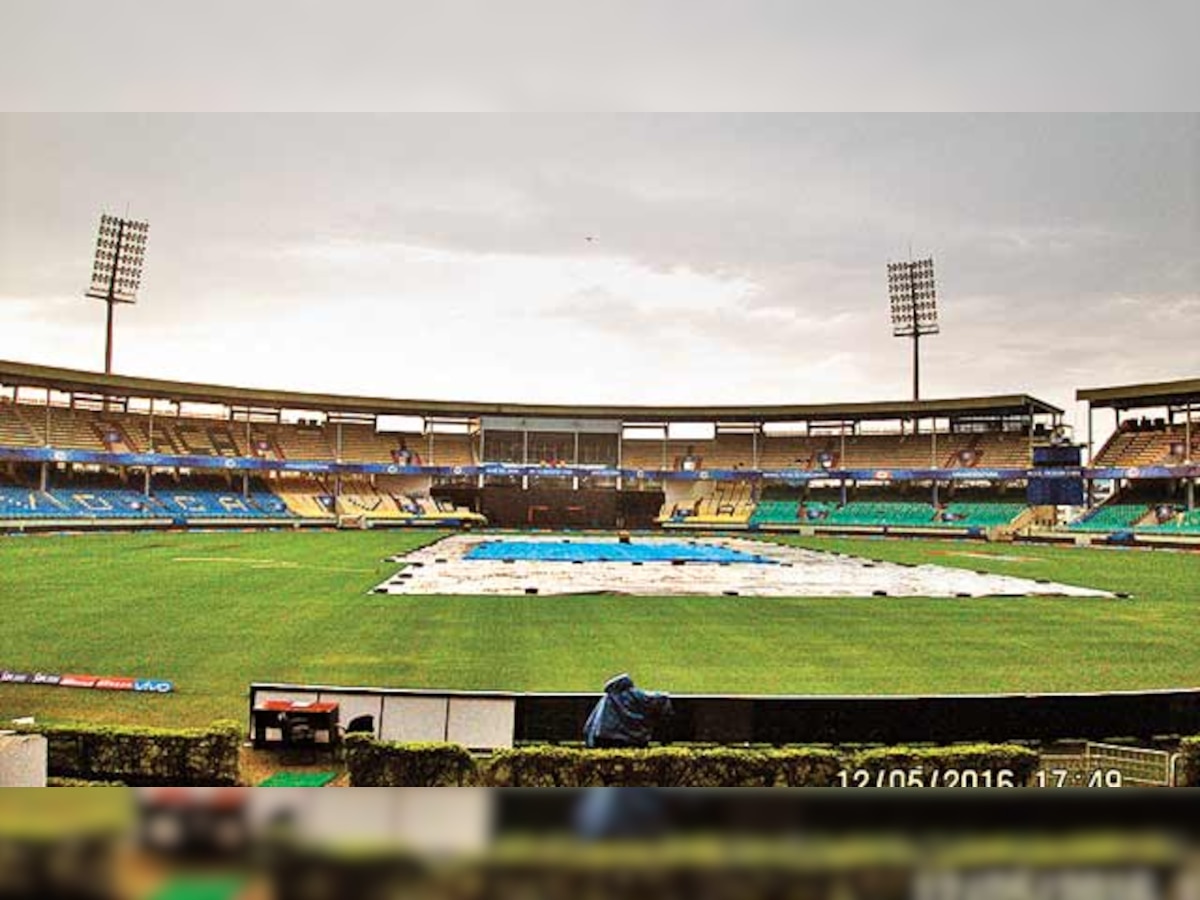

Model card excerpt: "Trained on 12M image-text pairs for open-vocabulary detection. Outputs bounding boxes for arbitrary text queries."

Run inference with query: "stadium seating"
[1094,426,1200,468]
[747,498,840,526]
[755,435,838,470]
[335,424,417,464]
[276,424,336,461]
[1067,503,1150,532]
[822,502,938,528]
[0,402,42,447]
[1,399,1047,474]
[0,486,72,519]
[152,489,289,519]
[1136,508,1200,535]
[842,434,939,469]
[336,477,409,518]
[0,486,164,519]
[659,481,755,525]
[425,432,476,467]
[273,478,337,518]
[940,502,1025,528]
[748,430,1033,472]
[748,498,799,526]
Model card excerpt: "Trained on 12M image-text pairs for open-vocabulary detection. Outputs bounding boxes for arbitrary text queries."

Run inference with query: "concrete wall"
[0,733,47,787]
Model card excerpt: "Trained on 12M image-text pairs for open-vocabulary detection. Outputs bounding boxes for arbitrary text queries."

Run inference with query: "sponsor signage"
[94,677,135,691]
[135,679,174,693]
[8,443,1195,482]
[0,668,172,693]
[60,674,99,688]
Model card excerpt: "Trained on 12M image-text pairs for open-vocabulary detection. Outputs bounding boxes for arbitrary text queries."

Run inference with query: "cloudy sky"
[0,5,1197,434]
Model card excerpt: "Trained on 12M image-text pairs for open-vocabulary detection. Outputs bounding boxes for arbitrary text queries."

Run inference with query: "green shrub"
[46,777,127,787]
[482,745,842,787]
[847,743,1040,787]
[337,737,1039,788]
[1178,736,1200,787]
[20,720,240,786]
[344,735,477,786]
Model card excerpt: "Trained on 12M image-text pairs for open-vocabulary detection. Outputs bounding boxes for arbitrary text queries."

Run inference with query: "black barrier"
[512,689,1200,745]
[251,683,1200,747]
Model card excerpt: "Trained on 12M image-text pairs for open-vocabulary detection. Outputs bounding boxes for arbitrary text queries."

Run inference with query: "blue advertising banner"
[0,667,173,694]
[3,444,1194,482]
[1084,465,1200,480]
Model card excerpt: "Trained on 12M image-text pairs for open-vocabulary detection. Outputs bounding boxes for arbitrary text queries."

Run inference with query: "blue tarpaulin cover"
[466,540,772,564]
[583,673,673,747]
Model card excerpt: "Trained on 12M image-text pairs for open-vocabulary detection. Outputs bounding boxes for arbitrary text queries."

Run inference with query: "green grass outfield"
[0,529,1196,728]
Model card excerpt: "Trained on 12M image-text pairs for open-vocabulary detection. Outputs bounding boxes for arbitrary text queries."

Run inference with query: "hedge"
[345,735,477,786]
[1179,736,1200,787]
[339,736,1050,787]
[46,777,127,787]
[19,720,241,786]
[482,745,843,787]
[847,743,1040,787]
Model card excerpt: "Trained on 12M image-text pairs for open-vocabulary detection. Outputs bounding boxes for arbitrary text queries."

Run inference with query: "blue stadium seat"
[153,490,276,519]
[0,487,163,519]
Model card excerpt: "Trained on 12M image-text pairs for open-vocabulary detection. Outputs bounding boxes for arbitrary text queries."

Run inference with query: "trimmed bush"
[20,720,240,786]
[340,737,1040,788]
[379,744,843,787]
[345,735,477,786]
[46,777,127,787]
[847,743,1040,787]
[1178,736,1200,787]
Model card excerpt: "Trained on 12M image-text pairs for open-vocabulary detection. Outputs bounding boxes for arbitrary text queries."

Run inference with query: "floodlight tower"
[85,214,149,374]
[887,257,939,402]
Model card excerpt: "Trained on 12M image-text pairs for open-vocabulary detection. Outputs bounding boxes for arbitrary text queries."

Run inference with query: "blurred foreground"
[1,789,1199,899]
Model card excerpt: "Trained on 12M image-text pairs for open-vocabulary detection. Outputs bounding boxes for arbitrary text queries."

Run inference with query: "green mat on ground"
[257,770,338,787]
[149,877,246,900]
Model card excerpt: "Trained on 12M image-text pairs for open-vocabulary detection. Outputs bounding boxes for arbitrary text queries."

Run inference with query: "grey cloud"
[0,113,1197,427]
[2,1,1198,111]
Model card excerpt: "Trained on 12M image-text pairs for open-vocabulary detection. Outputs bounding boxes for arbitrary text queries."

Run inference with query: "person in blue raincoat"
[583,673,672,748]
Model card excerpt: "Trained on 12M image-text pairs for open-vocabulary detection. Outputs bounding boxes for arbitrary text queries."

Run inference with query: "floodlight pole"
[103,219,125,375]
[912,330,920,402]
[908,258,923,403]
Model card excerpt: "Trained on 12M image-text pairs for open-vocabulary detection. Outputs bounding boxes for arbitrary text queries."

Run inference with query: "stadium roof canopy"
[0,359,1062,422]
[1077,377,1200,411]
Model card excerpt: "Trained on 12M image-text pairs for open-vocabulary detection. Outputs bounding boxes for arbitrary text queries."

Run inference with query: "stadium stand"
[1138,508,1200,535]
[940,502,1026,528]
[0,402,41,447]
[151,483,291,520]
[1,399,1042,474]
[0,485,165,520]
[3,360,1097,533]
[335,476,408,518]
[272,477,337,519]
[335,424,412,464]
[754,435,838,470]
[277,424,336,461]
[842,434,938,469]
[748,429,1033,472]
[1094,425,1199,468]
[821,501,938,528]
[659,481,755,526]
[1067,503,1151,532]
[748,498,800,526]
[425,432,476,467]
